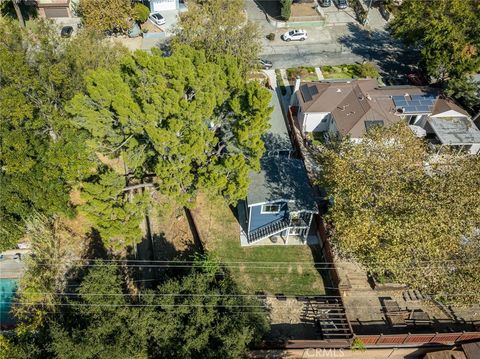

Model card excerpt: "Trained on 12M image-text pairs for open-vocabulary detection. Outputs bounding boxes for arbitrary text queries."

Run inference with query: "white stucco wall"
[150,0,178,11]
[301,112,330,132]
[469,144,480,154]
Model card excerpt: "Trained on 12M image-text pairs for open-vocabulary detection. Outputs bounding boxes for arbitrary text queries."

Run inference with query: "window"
[262,204,281,214]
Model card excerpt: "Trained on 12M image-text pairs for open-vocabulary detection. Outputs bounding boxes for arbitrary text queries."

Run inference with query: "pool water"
[0,278,17,328]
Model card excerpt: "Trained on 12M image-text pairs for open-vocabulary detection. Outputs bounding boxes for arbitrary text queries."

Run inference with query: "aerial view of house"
[1,0,479,358]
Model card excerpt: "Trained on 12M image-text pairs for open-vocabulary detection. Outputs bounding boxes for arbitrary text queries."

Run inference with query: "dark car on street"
[319,0,332,7]
[60,26,74,38]
[258,59,273,70]
[336,0,348,9]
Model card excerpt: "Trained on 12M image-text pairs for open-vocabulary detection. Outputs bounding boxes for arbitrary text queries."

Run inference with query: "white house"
[149,0,180,12]
[292,79,480,154]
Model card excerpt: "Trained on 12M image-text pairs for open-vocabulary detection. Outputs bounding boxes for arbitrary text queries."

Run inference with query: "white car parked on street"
[281,29,308,42]
[149,12,166,26]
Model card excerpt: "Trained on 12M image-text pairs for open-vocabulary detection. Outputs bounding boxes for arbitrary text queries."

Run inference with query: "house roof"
[296,80,439,138]
[431,98,470,118]
[427,116,480,145]
[247,157,318,212]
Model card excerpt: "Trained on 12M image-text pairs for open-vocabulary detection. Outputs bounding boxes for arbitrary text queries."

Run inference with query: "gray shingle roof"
[247,157,318,212]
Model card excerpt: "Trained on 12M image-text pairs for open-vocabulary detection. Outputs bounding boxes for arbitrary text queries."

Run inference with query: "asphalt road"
[246,0,419,74]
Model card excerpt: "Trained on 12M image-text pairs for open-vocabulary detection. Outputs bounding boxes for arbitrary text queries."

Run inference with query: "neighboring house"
[149,0,180,12]
[292,79,480,154]
[239,89,318,246]
[36,0,75,18]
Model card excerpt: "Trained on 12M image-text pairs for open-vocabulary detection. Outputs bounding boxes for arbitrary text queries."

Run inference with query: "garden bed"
[286,66,318,84]
[321,63,379,80]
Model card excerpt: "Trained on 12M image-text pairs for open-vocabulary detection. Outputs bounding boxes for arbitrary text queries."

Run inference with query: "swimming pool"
[0,278,17,328]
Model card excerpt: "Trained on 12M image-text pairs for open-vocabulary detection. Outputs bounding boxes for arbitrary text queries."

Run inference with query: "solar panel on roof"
[309,86,319,96]
[416,105,430,112]
[300,85,312,102]
[392,95,406,101]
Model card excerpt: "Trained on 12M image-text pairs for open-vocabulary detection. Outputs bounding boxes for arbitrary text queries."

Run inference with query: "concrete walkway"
[315,67,324,80]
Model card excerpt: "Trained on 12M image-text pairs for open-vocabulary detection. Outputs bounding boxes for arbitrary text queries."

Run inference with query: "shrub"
[266,33,275,41]
[133,3,150,23]
[321,65,333,73]
[354,63,379,79]
[280,0,292,21]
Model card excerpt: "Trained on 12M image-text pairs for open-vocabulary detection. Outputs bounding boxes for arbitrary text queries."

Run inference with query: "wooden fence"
[357,332,480,346]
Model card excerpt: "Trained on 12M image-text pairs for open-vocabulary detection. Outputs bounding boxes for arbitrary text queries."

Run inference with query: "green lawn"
[321,63,380,80]
[192,194,326,295]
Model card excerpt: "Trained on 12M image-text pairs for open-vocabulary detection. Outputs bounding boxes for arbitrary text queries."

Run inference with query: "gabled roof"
[296,80,437,138]
[431,98,470,118]
[247,157,318,212]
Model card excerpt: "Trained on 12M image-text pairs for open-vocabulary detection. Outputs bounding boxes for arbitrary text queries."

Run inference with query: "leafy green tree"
[0,19,126,250]
[0,0,25,26]
[80,169,149,251]
[445,77,480,110]
[173,0,262,72]
[13,215,82,332]
[7,261,269,358]
[78,0,133,33]
[67,46,272,209]
[389,0,480,81]
[133,2,149,23]
[280,0,292,21]
[317,123,480,305]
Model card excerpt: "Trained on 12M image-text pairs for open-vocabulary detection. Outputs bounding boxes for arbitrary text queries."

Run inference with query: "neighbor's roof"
[296,80,439,138]
[427,116,480,145]
[431,98,470,118]
[247,157,318,212]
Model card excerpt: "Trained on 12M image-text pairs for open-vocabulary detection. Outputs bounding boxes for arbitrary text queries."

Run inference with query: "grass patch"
[321,63,379,80]
[275,69,287,96]
[286,66,318,83]
[192,194,325,295]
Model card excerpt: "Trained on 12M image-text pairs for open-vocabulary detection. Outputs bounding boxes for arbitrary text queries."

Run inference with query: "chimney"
[290,76,301,106]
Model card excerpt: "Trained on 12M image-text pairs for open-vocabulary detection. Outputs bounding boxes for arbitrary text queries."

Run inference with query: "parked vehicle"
[336,0,348,9]
[258,58,273,69]
[149,12,166,26]
[60,26,74,38]
[281,29,308,42]
[319,0,332,7]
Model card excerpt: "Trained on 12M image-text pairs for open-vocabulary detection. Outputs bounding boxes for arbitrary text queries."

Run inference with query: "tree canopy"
[67,45,271,248]
[317,123,480,305]
[0,19,126,250]
[2,261,269,359]
[78,0,133,33]
[389,0,480,81]
[173,0,262,72]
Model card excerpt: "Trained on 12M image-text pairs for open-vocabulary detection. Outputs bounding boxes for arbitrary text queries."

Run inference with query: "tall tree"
[173,0,262,72]
[389,0,480,81]
[0,0,25,26]
[0,19,126,250]
[4,261,269,359]
[66,45,271,248]
[317,123,480,305]
[78,0,133,33]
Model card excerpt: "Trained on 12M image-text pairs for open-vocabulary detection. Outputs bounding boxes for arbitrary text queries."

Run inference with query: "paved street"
[246,0,419,74]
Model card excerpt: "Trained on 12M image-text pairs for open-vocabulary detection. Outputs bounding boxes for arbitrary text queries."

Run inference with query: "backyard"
[192,194,326,295]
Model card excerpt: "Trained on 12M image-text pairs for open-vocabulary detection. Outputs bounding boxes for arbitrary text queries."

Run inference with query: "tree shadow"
[254,0,281,19]
[337,23,420,78]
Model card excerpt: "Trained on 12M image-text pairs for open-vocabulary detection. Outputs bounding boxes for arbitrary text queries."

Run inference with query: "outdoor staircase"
[247,218,289,244]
